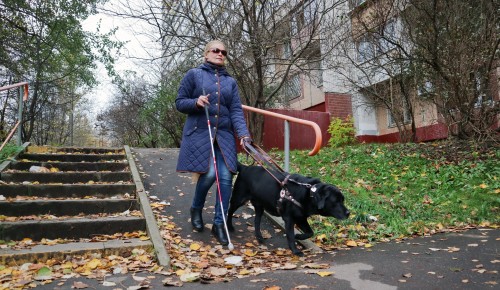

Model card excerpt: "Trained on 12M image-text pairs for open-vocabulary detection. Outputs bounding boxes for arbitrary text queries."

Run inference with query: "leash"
[242,141,317,214]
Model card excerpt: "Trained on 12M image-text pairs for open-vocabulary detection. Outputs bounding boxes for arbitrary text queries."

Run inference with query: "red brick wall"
[325,92,353,119]
[357,123,449,143]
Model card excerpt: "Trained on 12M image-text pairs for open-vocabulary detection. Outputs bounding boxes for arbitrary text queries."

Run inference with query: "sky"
[81,0,153,117]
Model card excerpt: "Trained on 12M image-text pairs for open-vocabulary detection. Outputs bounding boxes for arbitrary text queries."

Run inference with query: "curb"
[125,146,170,268]
[0,239,152,266]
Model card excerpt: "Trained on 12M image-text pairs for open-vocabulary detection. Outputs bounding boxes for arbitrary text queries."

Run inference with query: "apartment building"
[281,0,498,142]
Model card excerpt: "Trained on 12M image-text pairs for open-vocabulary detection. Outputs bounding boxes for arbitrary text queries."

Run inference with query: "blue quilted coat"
[176,62,250,174]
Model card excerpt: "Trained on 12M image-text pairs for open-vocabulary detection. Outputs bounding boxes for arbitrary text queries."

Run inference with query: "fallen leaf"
[302,263,329,269]
[244,249,258,256]
[162,277,183,287]
[282,263,298,270]
[317,271,333,277]
[346,240,357,247]
[179,272,200,282]
[210,267,228,276]
[72,281,89,289]
[132,275,147,282]
[190,243,201,251]
[239,269,251,275]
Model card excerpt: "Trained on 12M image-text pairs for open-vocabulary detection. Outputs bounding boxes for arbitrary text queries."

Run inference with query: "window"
[291,15,298,35]
[417,80,434,97]
[304,0,317,26]
[357,34,374,62]
[474,75,492,108]
[309,59,323,87]
[357,19,398,62]
[388,104,411,127]
[379,20,396,52]
[283,41,292,59]
[283,74,301,102]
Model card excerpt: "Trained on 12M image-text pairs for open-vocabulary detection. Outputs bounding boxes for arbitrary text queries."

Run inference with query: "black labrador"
[227,163,350,256]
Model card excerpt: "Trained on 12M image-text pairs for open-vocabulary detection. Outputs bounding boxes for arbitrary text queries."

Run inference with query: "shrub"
[327,115,356,148]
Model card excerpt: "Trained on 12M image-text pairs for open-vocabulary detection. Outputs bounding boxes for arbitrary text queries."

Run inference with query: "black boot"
[190,207,204,232]
[211,223,229,246]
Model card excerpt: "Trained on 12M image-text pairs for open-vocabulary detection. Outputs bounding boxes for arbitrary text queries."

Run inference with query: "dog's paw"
[292,250,304,257]
[256,235,265,244]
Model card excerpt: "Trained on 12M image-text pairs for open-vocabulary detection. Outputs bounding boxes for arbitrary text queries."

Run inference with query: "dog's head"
[311,183,350,220]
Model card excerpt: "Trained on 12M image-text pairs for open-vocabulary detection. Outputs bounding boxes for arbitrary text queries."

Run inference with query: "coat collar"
[199,62,229,76]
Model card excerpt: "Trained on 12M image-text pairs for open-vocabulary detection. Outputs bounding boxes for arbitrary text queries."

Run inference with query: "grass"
[0,143,23,164]
[243,141,499,248]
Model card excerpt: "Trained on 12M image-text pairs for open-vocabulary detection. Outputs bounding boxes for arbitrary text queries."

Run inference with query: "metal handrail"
[0,82,29,151]
[242,105,322,171]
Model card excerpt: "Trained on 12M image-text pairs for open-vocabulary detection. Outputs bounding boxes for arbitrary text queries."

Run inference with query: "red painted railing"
[242,105,322,156]
[0,82,29,151]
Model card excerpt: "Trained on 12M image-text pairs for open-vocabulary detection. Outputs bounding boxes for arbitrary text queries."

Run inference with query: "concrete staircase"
[0,143,168,266]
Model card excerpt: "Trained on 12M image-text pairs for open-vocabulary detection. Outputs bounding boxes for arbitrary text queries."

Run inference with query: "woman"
[175,40,251,245]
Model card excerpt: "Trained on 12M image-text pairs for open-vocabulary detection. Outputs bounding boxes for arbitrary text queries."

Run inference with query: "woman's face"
[205,43,227,66]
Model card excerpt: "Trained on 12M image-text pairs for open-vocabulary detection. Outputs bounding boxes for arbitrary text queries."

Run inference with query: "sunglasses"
[210,48,227,56]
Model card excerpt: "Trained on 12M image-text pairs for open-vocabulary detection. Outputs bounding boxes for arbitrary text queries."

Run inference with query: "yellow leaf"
[316,234,327,241]
[364,243,373,248]
[239,269,251,275]
[317,271,333,277]
[137,255,150,263]
[346,240,357,247]
[175,269,185,276]
[50,168,59,172]
[190,243,201,251]
[61,261,73,269]
[0,267,12,275]
[139,236,150,241]
[86,258,101,269]
[479,183,488,189]
[244,249,257,256]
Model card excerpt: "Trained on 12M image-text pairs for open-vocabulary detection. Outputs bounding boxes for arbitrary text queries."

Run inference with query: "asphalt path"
[32,148,498,289]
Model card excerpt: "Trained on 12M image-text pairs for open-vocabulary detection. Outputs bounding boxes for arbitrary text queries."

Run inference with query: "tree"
[324,0,499,142]
[102,0,345,144]
[0,0,121,145]
[404,0,499,141]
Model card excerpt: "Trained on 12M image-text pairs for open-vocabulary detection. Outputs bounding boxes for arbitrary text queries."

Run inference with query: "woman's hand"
[240,136,252,146]
[196,94,210,108]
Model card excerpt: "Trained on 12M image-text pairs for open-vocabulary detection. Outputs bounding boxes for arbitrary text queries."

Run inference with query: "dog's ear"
[312,184,327,209]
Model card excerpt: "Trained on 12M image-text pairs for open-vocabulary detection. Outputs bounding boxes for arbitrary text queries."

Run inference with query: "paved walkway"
[33,148,499,289]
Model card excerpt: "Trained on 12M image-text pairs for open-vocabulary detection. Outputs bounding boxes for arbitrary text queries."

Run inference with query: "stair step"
[26,146,124,155]
[0,199,139,216]
[19,153,126,163]
[0,172,132,183]
[8,161,129,172]
[0,238,152,266]
[0,184,136,198]
[0,216,147,241]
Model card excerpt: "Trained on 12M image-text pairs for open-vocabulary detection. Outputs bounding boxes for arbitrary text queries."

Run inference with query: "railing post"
[17,86,24,146]
[284,120,290,172]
